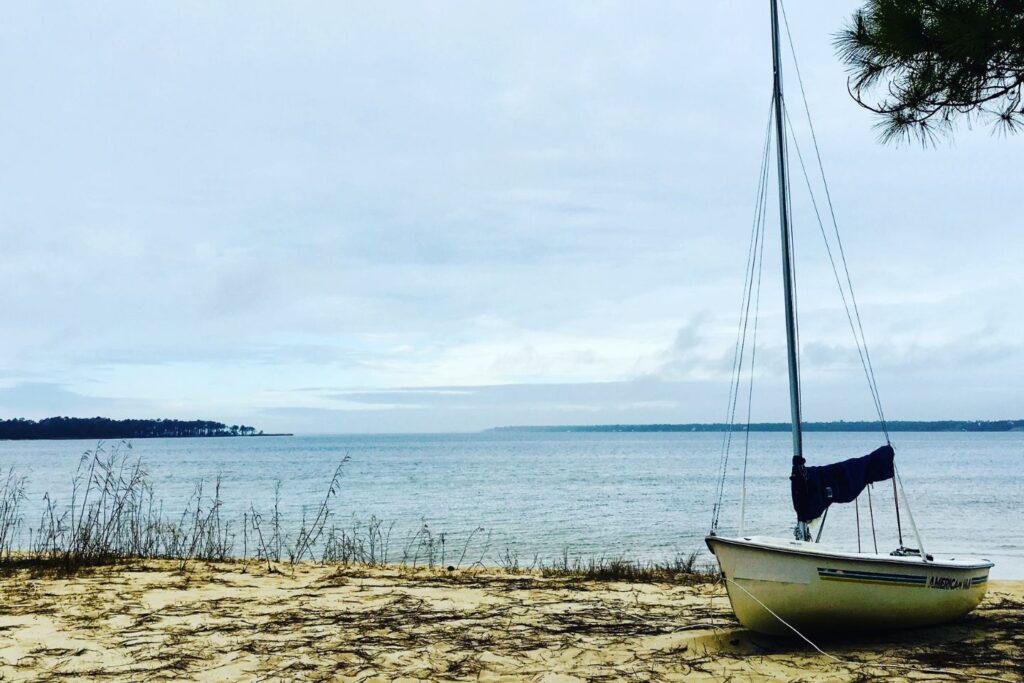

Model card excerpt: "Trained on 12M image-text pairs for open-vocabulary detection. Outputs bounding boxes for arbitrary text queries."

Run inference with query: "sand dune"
[0,561,1020,681]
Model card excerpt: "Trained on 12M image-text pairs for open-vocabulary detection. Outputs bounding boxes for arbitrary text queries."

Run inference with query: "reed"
[11,443,241,572]
[0,443,713,583]
[536,550,715,583]
[289,458,348,564]
[0,469,26,562]
[321,515,394,565]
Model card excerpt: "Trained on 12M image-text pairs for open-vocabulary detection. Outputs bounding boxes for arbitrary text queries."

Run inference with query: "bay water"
[2,431,1020,578]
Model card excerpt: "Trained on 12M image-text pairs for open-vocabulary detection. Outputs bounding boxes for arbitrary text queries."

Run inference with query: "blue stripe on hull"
[818,567,925,584]
[817,567,989,590]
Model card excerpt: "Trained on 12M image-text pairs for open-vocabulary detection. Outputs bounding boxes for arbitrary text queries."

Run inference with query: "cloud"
[0,1,1019,430]
[256,379,735,433]
[0,383,134,418]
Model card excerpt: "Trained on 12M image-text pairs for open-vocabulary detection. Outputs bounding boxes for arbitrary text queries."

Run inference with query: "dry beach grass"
[0,560,1021,682]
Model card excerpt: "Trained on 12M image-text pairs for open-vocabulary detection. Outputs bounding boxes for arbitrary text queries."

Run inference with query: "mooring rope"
[723,576,1015,683]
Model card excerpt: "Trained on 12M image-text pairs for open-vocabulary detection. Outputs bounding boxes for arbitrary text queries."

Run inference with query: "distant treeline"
[491,420,1024,433]
[0,417,264,441]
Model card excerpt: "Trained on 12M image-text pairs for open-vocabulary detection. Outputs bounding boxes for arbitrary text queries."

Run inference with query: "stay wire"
[778,0,890,442]
[855,494,861,553]
[712,145,763,531]
[783,108,888,434]
[867,483,879,554]
[713,120,772,532]
[711,103,773,533]
[739,132,771,536]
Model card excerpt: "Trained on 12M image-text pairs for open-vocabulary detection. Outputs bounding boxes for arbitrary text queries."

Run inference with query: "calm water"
[2,432,1021,578]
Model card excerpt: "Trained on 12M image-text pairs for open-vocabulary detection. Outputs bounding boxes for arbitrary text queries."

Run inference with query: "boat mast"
[770,0,803,464]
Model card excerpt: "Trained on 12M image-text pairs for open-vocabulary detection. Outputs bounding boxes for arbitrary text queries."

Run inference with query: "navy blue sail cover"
[791,444,894,522]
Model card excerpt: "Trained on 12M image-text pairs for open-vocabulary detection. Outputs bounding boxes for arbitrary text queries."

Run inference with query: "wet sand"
[0,561,1020,681]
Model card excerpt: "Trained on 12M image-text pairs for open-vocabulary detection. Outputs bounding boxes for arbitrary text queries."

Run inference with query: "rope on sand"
[723,577,1016,683]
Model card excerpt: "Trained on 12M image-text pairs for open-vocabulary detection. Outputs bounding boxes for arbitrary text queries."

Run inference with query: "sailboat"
[704,0,992,637]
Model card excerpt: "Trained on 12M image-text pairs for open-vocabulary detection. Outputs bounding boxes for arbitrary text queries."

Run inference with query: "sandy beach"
[0,561,1019,682]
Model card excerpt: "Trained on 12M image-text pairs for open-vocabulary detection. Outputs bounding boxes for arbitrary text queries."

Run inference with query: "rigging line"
[739,149,770,536]
[715,120,772,529]
[711,227,754,532]
[896,465,928,559]
[892,470,905,547]
[712,210,757,532]
[814,506,828,543]
[778,0,890,441]
[897,464,929,561]
[867,483,878,554]
[723,134,772,494]
[783,108,887,430]
[711,103,774,532]
[715,104,772,449]
[855,494,861,553]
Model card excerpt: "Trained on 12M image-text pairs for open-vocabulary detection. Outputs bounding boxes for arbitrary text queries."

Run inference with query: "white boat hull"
[706,535,992,636]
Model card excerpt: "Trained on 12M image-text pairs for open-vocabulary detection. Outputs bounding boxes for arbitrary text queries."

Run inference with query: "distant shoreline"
[0,417,284,441]
[0,433,294,442]
[489,420,1024,433]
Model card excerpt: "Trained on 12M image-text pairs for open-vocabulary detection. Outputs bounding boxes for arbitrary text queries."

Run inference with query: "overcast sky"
[0,1,1019,433]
